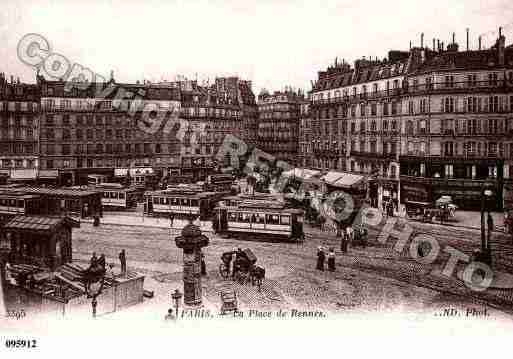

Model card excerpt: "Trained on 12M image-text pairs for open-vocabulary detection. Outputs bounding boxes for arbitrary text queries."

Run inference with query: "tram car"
[143,188,228,220]
[214,196,304,242]
[95,183,138,210]
[0,191,42,223]
[205,174,235,192]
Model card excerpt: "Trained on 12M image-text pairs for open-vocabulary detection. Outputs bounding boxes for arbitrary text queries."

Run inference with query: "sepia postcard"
[1,0,513,357]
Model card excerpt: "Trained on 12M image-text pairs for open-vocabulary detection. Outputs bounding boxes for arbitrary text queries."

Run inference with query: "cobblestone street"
[68,217,513,320]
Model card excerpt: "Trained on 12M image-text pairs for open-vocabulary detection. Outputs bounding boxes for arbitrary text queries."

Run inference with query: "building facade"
[306,30,513,210]
[174,77,257,180]
[0,74,40,182]
[257,88,305,165]
[38,75,182,185]
[34,75,257,185]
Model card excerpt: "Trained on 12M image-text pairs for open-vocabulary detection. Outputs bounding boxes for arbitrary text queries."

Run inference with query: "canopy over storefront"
[321,171,365,190]
[282,168,321,181]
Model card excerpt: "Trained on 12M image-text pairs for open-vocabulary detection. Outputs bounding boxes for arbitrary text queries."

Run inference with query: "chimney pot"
[466,28,469,51]
[421,33,424,48]
[479,36,482,50]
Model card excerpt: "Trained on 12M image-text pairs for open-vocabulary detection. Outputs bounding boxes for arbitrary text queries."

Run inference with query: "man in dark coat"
[327,248,336,272]
[201,253,206,276]
[89,252,98,270]
[98,254,106,270]
[316,247,325,271]
[119,249,127,275]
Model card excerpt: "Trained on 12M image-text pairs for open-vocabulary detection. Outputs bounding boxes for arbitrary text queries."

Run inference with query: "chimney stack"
[10,75,13,83]
[466,28,469,51]
[409,41,412,50]
[479,36,482,50]
[500,27,503,37]
[433,38,436,51]
[437,39,440,52]
[452,32,455,44]
[421,33,424,48]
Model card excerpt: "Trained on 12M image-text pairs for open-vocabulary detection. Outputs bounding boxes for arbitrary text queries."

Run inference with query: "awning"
[4,215,80,233]
[321,171,365,189]
[10,169,38,180]
[38,170,59,179]
[282,168,321,181]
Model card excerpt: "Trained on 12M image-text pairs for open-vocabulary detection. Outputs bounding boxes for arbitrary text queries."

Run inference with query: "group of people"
[316,224,369,272]
[221,248,248,279]
[87,249,127,277]
[316,247,336,272]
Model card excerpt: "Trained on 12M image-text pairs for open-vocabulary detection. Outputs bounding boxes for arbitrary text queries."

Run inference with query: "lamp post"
[480,184,494,265]
[171,289,183,318]
[84,266,106,319]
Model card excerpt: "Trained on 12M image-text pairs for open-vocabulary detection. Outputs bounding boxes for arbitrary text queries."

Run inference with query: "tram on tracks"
[213,194,304,242]
[0,191,42,221]
[95,183,138,210]
[205,174,235,192]
[143,187,229,220]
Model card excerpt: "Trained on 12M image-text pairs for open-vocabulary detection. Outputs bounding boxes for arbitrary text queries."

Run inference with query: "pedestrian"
[201,253,206,276]
[89,252,98,270]
[169,213,174,228]
[346,226,354,244]
[327,248,336,272]
[119,249,127,276]
[341,229,348,253]
[98,253,106,270]
[316,247,325,271]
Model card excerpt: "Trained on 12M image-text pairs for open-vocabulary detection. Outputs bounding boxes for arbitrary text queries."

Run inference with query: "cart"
[220,289,238,315]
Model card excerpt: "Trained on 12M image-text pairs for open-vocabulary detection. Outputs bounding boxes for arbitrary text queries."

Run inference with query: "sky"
[1,0,513,94]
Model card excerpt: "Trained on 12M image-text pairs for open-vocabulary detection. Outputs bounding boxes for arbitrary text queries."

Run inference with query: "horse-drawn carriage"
[219,248,265,289]
[405,196,456,223]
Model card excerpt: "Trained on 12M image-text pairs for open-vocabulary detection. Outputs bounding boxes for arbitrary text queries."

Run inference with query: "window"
[45,115,54,126]
[266,214,280,225]
[86,129,93,140]
[46,129,55,140]
[467,74,477,87]
[420,99,428,113]
[62,144,70,155]
[62,129,70,140]
[62,114,70,126]
[383,103,389,116]
[408,101,414,115]
[371,103,377,116]
[443,97,455,113]
[391,102,398,115]
[488,73,498,86]
[280,215,290,225]
[419,120,427,134]
[444,76,454,88]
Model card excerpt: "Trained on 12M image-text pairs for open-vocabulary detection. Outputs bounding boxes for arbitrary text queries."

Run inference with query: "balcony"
[350,150,397,160]
[400,175,500,188]
[311,80,512,105]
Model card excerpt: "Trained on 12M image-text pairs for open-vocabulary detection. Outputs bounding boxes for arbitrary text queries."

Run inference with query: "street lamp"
[84,267,106,319]
[479,184,494,266]
[171,288,183,318]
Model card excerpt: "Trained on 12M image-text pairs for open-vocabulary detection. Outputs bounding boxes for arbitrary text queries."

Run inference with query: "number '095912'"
[5,339,37,349]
